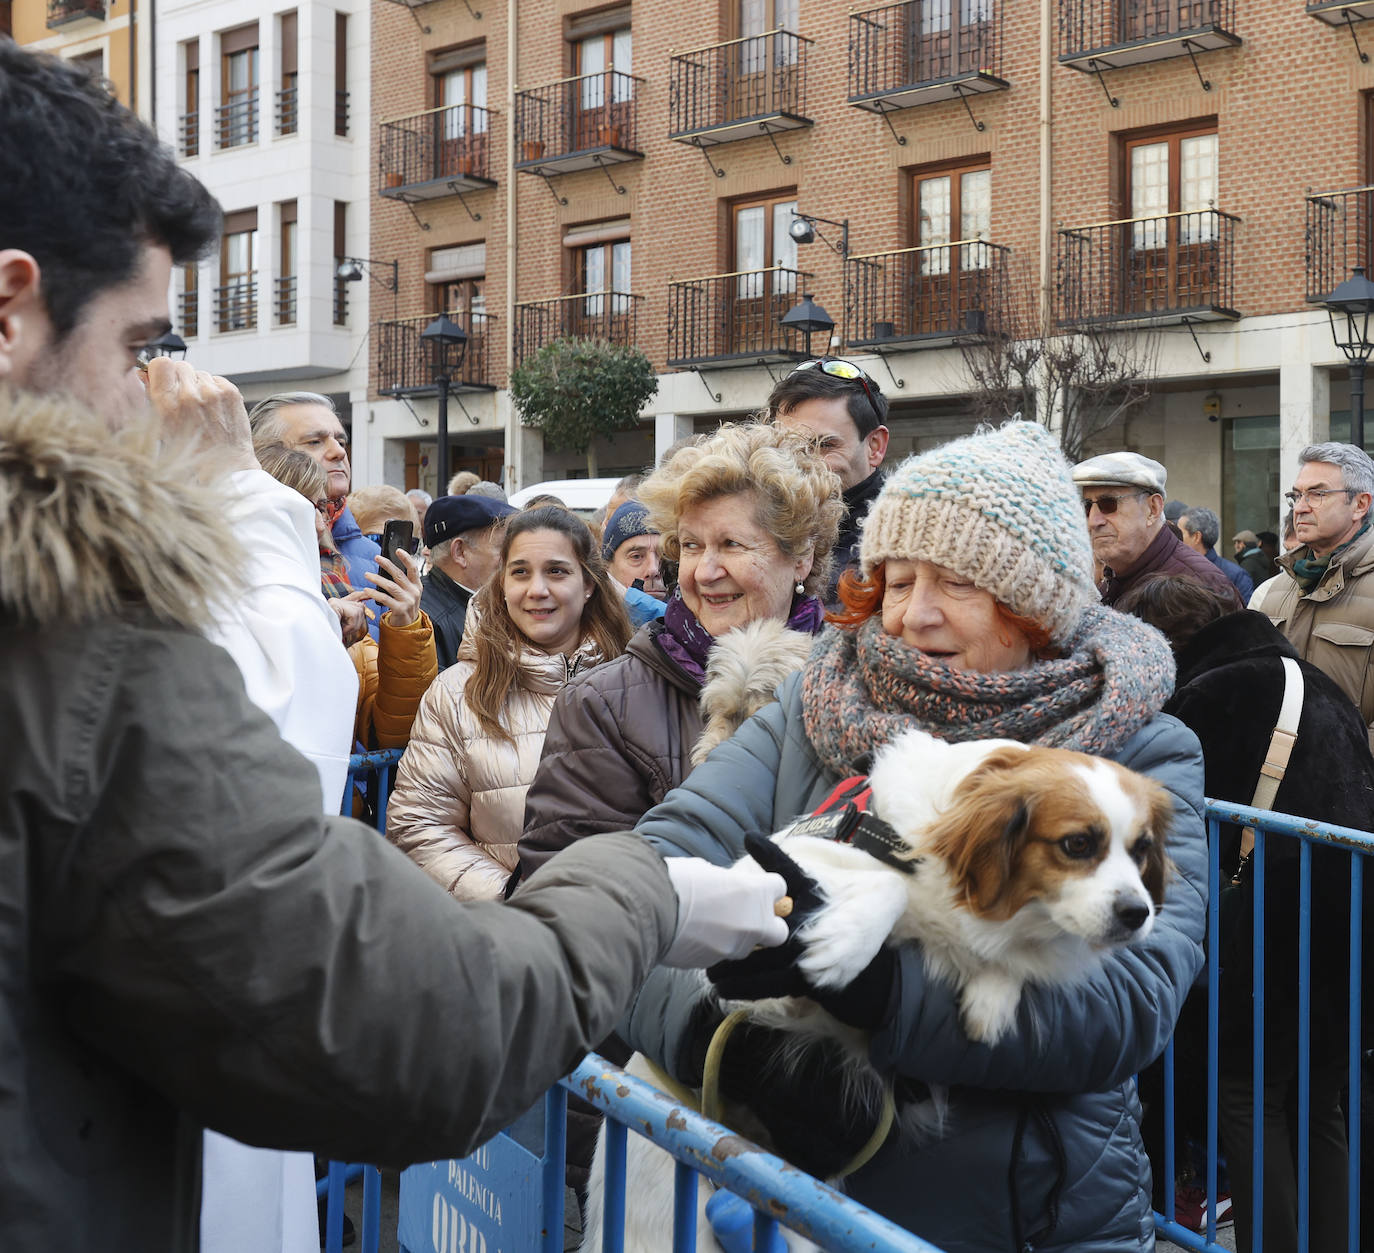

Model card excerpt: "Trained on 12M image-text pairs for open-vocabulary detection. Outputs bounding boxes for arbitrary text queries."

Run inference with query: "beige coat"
[388,638,603,900]
[1251,523,1374,748]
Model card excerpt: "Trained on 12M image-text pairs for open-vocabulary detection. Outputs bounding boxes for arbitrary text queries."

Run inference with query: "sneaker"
[1172,1185,1234,1232]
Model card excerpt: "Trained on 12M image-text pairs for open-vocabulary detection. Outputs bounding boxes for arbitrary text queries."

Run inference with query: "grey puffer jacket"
[623,675,1208,1253]
[0,389,680,1251]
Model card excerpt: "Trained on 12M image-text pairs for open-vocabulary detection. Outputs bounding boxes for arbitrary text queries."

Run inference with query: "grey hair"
[247,391,338,447]
[1299,442,1374,496]
[466,480,508,501]
[407,488,433,506]
[429,538,454,562]
[1180,505,1220,549]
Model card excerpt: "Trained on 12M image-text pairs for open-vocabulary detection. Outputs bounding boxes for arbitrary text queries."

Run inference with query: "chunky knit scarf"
[801,605,1174,775]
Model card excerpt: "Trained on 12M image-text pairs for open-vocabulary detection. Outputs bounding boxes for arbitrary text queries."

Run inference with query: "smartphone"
[380,519,416,566]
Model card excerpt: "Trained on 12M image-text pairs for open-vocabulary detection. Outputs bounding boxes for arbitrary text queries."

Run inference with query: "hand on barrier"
[660,855,789,969]
[708,834,898,1031]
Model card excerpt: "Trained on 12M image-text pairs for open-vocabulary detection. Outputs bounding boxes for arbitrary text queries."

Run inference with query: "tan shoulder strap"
[1251,656,1304,813]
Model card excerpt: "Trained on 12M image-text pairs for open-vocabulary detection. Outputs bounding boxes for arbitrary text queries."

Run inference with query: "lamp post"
[147,330,188,359]
[1322,265,1374,449]
[420,314,469,489]
[779,293,836,359]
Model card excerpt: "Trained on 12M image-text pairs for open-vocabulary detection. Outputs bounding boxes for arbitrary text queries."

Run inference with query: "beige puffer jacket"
[387,636,603,900]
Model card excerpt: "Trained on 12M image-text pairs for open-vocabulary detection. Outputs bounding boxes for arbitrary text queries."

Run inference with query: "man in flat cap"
[1232,529,1273,585]
[1072,450,1240,608]
[420,494,517,669]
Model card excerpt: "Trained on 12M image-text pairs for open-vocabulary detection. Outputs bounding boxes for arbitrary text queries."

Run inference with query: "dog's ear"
[1140,784,1176,908]
[931,749,1036,919]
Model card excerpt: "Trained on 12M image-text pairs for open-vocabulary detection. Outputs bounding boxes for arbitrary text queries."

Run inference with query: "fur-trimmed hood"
[0,386,237,629]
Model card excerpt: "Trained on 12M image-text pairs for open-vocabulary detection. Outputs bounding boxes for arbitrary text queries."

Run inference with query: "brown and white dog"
[582,728,1173,1252]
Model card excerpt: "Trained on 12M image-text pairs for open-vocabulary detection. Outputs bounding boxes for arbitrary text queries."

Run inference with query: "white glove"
[660,857,790,969]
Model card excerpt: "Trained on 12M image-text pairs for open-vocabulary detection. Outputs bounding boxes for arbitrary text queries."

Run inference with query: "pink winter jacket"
[386,636,603,901]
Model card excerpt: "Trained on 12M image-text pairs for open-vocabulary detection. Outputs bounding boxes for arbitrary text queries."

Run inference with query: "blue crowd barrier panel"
[337,754,1370,1253]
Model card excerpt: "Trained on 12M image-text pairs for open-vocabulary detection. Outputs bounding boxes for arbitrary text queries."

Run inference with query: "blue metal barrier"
[332,753,1371,1253]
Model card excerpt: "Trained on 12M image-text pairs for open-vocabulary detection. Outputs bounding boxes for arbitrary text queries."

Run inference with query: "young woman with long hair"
[387,506,632,900]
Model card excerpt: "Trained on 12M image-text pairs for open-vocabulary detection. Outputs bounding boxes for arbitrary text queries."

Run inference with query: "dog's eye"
[1059,833,1097,859]
[1130,836,1154,863]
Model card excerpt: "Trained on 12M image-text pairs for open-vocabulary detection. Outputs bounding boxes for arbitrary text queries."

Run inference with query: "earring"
[795,581,805,595]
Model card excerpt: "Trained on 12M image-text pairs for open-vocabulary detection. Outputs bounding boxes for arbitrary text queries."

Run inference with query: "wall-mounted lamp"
[788,212,850,258]
[335,257,399,292]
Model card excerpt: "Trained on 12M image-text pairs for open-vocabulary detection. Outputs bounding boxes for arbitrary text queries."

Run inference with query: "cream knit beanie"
[859,420,1097,645]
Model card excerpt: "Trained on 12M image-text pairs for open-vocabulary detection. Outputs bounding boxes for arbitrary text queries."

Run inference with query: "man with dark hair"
[768,357,890,600]
[0,43,789,1249]
[1179,506,1254,602]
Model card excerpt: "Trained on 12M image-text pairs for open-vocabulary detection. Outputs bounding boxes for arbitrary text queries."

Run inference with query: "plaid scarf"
[801,606,1174,776]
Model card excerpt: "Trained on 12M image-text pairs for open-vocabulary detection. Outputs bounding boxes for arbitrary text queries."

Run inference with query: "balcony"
[214,279,258,333]
[1059,0,1240,70]
[849,2,1008,116]
[667,267,813,366]
[333,270,349,327]
[514,72,644,177]
[379,105,496,202]
[846,240,1010,348]
[277,85,298,136]
[376,312,496,396]
[1306,184,1374,302]
[47,0,103,27]
[216,93,259,149]
[179,290,199,340]
[1055,209,1240,326]
[669,31,813,149]
[336,90,350,137]
[179,111,199,159]
[514,292,644,364]
[275,276,297,327]
[1308,1,1374,25]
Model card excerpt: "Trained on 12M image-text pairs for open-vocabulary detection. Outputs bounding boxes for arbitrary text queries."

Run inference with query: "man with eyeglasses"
[1252,442,1374,748]
[1072,451,1240,608]
[768,357,890,601]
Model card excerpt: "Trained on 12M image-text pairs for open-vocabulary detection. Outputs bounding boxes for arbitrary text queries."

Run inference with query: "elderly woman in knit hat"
[619,420,1208,1253]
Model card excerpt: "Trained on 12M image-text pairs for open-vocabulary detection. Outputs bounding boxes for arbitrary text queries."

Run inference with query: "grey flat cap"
[1072,451,1167,495]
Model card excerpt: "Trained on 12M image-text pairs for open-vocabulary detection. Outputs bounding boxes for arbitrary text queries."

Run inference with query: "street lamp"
[1322,264,1374,449]
[420,314,469,489]
[779,293,835,359]
[146,330,188,359]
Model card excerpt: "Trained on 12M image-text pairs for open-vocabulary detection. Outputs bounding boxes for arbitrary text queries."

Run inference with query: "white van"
[507,478,619,518]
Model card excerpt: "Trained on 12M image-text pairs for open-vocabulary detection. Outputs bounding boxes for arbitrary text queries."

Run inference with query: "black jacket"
[420,566,474,670]
[1164,610,1374,1061]
[826,469,884,602]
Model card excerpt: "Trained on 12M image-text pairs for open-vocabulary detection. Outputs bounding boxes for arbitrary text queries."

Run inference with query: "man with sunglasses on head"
[1072,450,1240,609]
[1252,442,1374,749]
[768,356,890,601]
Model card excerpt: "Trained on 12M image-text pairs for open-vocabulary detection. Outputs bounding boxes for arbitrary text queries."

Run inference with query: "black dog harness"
[787,775,918,876]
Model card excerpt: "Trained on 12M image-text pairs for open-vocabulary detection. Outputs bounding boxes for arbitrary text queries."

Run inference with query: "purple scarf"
[657,591,825,686]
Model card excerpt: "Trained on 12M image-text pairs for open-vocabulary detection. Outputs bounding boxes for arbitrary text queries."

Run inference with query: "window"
[218,208,257,331]
[739,0,798,71]
[182,40,200,157]
[335,13,349,136]
[733,193,798,297]
[219,24,259,148]
[277,200,297,326]
[430,46,488,177]
[427,242,486,376]
[333,202,348,326]
[580,238,631,315]
[914,159,990,274]
[180,264,199,339]
[1123,123,1219,311]
[278,11,298,135]
[70,49,104,79]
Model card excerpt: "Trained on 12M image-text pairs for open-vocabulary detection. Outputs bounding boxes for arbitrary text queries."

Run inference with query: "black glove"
[714,1022,886,1179]
[707,833,899,1031]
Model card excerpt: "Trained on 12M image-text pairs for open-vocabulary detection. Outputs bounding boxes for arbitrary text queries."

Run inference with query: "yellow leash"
[642,1008,896,1180]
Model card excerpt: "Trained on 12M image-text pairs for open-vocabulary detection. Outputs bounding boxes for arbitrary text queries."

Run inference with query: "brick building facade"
[355,0,1373,538]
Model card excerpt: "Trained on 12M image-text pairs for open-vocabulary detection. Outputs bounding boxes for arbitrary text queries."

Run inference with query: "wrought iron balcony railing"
[277,86,298,136]
[379,104,497,201]
[179,111,199,158]
[179,290,199,340]
[846,240,1010,347]
[275,276,297,326]
[334,272,349,327]
[513,292,644,363]
[514,72,644,175]
[216,93,259,148]
[669,30,813,146]
[849,1,1008,114]
[47,0,104,27]
[1307,0,1374,26]
[336,90,350,137]
[1059,0,1240,68]
[376,311,496,396]
[667,266,813,366]
[1305,184,1374,303]
[1055,208,1240,325]
[214,278,258,333]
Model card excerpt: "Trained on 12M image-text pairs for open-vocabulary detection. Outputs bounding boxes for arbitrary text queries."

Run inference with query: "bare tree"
[957,259,1159,463]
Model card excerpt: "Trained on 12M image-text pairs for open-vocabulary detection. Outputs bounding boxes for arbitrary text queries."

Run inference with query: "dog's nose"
[1113,898,1150,932]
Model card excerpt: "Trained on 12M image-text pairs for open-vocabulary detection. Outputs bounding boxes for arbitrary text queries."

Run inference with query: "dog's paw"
[790,856,907,991]
[957,970,1023,1046]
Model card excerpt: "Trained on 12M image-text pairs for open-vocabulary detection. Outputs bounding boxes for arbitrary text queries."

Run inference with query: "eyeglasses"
[1081,491,1146,516]
[787,357,880,415]
[1284,487,1355,507]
